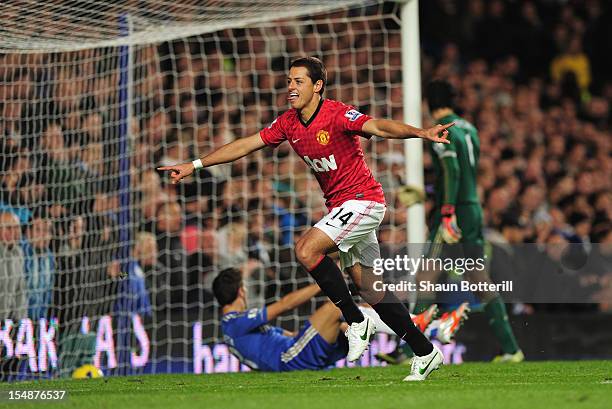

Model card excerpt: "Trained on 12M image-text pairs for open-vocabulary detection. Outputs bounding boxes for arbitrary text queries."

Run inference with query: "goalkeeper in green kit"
[379,80,523,364]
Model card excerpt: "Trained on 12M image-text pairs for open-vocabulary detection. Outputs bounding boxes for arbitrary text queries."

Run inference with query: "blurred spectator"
[0,211,28,380]
[474,0,513,63]
[215,215,265,307]
[0,149,33,223]
[180,180,210,227]
[514,1,550,78]
[133,231,166,308]
[21,210,55,321]
[1,100,23,148]
[551,36,591,98]
[37,123,98,214]
[0,211,28,320]
[136,169,169,232]
[16,171,47,211]
[114,243,153,318]
[54,215,87,323]
[155,200,191,305]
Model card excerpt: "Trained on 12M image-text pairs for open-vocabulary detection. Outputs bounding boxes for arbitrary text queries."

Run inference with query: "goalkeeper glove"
[439,204,462,243]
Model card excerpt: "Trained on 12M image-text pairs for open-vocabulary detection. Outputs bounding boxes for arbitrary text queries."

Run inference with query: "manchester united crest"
[316,130,330,145]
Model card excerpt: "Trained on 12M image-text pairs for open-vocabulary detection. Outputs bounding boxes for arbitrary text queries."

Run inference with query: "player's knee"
[294,239,317,269]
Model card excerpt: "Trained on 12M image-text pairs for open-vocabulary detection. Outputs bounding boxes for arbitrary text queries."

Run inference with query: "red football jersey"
[260,98,385,210]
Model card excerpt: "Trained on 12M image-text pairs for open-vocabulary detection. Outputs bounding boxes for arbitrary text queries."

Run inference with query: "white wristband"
[192,159,203,169]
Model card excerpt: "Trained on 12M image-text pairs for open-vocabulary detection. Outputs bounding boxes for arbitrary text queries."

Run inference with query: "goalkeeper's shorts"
[314,200,386,270]
[279,321,346,371]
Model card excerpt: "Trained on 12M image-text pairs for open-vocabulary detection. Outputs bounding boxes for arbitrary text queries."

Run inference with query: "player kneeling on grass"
[212,268,467,380]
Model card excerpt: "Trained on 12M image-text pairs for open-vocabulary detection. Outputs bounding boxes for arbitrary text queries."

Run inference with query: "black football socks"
[372,291,434,356]
[308,256,364,324]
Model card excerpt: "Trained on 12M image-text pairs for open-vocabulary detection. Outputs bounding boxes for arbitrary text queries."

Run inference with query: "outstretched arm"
[157,132,267,184]
[362,118,453,144]
[266,284,321,321]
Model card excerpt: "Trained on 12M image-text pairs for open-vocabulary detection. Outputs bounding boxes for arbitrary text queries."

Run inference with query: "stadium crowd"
[0,0,610,341]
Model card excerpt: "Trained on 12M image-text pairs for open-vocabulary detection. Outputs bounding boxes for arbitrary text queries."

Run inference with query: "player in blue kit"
[213,268,346,371]
[213,268,467,372]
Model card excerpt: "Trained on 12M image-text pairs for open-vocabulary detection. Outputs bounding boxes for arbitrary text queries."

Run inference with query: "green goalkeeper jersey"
[429,113,480,209]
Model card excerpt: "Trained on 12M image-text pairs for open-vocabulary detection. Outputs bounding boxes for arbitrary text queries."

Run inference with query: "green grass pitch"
[1,361,611,409]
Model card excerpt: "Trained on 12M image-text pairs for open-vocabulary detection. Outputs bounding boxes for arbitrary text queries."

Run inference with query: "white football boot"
[403,345,444,381]
[345,315,376,362]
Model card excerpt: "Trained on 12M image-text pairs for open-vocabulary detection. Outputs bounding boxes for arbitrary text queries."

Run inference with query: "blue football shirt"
[221,307,293,371]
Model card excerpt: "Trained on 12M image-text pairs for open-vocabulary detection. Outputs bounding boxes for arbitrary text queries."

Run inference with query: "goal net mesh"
[0,0,409,379]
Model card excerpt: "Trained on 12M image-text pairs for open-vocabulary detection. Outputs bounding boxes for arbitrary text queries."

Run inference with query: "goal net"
[0,0,409,379]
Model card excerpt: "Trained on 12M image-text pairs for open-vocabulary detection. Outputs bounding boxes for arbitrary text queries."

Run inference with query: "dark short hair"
[426,80,455,112]
[212,268,243,306]
[289,57,327,95]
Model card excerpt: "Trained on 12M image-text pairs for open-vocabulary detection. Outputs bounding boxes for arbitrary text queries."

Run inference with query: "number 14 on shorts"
[314,200,386,253]
[325,207,354,228]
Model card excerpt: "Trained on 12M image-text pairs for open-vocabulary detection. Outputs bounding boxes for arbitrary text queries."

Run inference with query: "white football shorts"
[313,200,386,270]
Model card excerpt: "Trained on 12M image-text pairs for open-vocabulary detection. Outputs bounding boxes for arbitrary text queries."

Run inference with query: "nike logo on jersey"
[292,138,301,143]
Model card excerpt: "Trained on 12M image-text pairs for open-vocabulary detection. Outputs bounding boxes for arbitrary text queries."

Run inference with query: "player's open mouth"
[288,92,299,102]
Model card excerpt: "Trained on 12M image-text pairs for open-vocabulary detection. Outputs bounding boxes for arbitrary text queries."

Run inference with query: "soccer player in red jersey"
[159,57,454,381]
